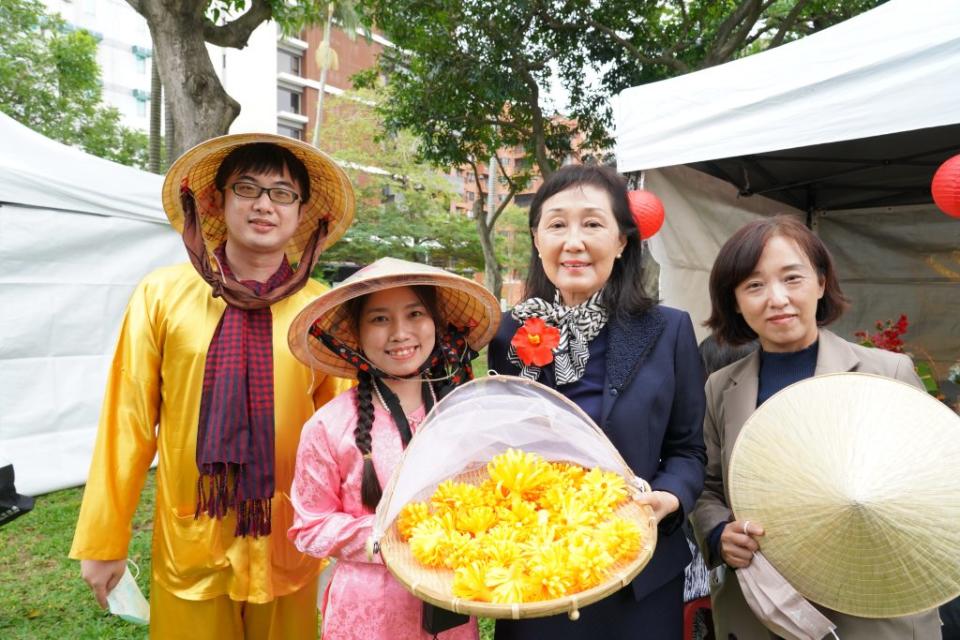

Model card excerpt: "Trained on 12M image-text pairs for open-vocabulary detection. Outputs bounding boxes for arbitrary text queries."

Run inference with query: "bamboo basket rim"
[377,466,659,621]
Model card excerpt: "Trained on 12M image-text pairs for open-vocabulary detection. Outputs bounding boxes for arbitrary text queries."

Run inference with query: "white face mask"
[736,552,838,640]
[106,563,150,625]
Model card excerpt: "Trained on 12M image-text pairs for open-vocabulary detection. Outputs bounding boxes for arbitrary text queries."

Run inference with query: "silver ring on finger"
[742,520,751,535]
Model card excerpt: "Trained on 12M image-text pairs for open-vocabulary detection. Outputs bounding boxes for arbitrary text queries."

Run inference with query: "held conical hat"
[729,372,960,618]
[289,258,501,378]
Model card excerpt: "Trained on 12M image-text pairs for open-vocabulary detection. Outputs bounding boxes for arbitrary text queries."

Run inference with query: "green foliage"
[495,204,532,276]
[358,0,885,166]
[0,0,149,168]
[314,92,482,273]
[356,1,577,175]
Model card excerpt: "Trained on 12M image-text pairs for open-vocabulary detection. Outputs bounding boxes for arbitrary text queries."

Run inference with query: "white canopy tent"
[0,112,183,495]
[615,0,960,374]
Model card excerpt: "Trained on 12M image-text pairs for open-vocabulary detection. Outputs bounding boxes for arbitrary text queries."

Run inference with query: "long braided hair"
[346,286,446,510]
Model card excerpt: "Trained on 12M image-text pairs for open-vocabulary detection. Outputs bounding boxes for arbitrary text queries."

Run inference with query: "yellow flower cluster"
[396,448,642,603]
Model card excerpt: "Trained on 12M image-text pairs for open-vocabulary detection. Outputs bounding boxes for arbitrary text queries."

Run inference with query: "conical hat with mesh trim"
[289,258,501,378]
[729,372,960,618]
[161,133,354,264]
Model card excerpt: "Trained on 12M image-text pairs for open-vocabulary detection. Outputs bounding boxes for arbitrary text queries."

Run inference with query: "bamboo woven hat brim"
[289,257,502,378]
[728,372,960,618]
[161,133,355,263]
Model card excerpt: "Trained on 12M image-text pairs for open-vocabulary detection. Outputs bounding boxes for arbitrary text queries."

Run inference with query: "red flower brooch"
[511,318,560,367]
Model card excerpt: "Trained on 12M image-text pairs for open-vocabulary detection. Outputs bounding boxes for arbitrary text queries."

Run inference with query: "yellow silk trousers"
[148,578,318,640]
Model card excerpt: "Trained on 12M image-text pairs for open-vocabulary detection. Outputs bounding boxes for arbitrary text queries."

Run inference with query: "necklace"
[372,377,437,428]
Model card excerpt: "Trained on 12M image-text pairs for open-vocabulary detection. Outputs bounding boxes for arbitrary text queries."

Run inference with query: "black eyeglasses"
[229,181,301,205]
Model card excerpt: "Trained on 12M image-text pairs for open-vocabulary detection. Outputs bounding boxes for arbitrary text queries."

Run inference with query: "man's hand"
[80,558,127,609]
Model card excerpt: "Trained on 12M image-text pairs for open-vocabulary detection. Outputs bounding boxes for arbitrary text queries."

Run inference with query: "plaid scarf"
[195,244,293,537]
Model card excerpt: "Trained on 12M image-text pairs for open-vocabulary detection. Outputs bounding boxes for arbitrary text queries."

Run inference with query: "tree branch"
[494,154,516,193]
[512,60,554,179]
[770,0,814,48]
[534,5,689,73]
[587,17,689,73]
[124,0,143,16]
[466,158,485,199]
[490,182,518,229]
[202,0,273,49]
[704,0,764,66]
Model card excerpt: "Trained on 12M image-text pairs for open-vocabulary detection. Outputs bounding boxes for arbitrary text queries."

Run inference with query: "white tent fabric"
[615,0,960,172]
[643,166,803,340]
[613,0,960,373]
[643,168,960,372]
[0,112,184,495]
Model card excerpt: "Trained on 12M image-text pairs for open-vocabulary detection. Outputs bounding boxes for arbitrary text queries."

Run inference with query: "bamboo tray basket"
[378,465,658,621]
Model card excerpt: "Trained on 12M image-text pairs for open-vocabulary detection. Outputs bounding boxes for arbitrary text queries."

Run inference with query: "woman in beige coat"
[691,216,942,639]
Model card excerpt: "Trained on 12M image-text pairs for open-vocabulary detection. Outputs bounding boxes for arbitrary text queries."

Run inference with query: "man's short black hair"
[214,143,311,203]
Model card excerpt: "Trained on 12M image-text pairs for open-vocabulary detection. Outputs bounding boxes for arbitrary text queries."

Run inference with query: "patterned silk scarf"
[508,289,608,385]
[195,244,293,537]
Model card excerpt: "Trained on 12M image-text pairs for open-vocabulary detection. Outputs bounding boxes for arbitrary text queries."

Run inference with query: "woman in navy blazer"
[488,164,706,639]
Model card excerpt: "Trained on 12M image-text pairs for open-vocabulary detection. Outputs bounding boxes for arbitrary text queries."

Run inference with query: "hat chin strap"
[179,186,329,309]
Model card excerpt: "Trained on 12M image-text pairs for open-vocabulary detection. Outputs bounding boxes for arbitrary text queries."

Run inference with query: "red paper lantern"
[932,154,960,218]
[627,190,665,239]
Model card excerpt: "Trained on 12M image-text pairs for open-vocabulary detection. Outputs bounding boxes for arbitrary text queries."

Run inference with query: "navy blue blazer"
[488,305,707,601]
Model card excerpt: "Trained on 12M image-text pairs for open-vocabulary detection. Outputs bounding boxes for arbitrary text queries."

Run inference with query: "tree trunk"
[165,95,175,166]
[138,1,240,159]
[475,199,503,301]
[149,55,162,173]
[310,3,335,146]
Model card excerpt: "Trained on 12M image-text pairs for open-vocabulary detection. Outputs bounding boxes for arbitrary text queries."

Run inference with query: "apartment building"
[42,0,154,131]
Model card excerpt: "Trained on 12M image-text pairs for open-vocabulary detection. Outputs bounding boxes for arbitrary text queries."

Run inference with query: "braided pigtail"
[354,370,382,510]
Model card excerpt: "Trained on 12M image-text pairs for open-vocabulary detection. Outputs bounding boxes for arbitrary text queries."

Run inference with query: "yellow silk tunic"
[70,263,344,603]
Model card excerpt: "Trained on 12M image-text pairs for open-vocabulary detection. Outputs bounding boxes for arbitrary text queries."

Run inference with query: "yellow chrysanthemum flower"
[487,449,551,498]
[431,480,484,514]
[452,562,492,601]
[495,493,540,529]
[396,501,431,541]
[408,517,449,568]
[568,538,615,591]
[551,461,586,488]
[595,517,643,562]
[553,493,600,530]
[440,530,479,569]
[485,563,535,603]
[526,543,574,600]
[477,532,522,566]
[456,505,498,536]
[578,468,629,513]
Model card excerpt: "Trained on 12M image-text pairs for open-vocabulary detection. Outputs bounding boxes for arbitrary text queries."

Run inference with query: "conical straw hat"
[729,372,960,618]
[162,133,355,264]
[289,258,501,378]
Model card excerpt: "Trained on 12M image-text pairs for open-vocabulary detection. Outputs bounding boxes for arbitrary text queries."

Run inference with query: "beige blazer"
[692,329,942,640]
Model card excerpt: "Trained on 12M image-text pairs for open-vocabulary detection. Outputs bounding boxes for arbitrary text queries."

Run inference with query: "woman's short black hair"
[522,164,654,319]
[214,142,311,204]
[706,215,849,345]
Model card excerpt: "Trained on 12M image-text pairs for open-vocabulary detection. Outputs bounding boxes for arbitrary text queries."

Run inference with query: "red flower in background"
[511,318,560,366]
[854,314,909,353]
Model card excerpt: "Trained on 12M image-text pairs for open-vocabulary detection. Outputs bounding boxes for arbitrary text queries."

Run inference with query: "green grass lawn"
[0,472,496,639]
[0,474,155,639]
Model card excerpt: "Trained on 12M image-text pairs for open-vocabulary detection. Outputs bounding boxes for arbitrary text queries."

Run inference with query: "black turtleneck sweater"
[757,339,819,406]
